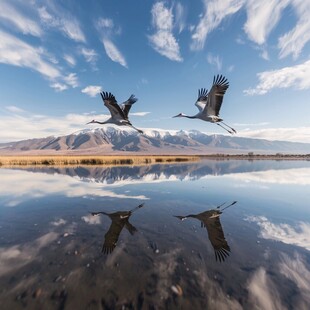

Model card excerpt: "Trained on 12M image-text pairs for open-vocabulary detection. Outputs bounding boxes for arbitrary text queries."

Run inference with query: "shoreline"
[0,154,309,167]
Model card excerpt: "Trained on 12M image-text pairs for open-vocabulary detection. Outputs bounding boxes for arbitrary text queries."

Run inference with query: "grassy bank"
[0,155,200,166]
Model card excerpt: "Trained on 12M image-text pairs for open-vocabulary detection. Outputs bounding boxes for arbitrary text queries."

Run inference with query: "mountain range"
[0,127,310,154]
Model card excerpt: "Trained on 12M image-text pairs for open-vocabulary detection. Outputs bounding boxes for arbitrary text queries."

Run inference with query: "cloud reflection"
[247,267,286,310]
[0,169,148,206]
[0,232,58,277]
[279,253,310,308]
[222,168,310,186]
[245,216,310,251]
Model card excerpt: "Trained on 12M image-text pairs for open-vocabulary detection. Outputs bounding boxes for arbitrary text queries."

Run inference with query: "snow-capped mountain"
[1,126,310,154]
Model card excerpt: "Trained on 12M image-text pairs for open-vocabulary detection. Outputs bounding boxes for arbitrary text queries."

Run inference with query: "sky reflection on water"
[0,160,309,309]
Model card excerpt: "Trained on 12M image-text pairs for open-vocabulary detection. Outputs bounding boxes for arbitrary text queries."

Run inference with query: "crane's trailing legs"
[217,122,237,135]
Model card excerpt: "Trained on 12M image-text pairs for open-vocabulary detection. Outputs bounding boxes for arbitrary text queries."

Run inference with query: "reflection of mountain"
[175,202,237,262]
[1,127,310,154]
[19,160,310,186]
[91,204,144,254]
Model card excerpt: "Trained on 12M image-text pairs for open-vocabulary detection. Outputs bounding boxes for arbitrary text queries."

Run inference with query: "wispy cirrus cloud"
[5,106,25,114]
[244,60,310,95]
[0,29,60,79]
[174,2,186,33]
[50,83,68,92]
[148,2,183,62]
[96,17,127,67]
[102,38,127,68]
[0,0,42,37]
[81,85,102,97]
[278,0,310,59]
[64,73,78,88]
[207,53,222,71]
[130,112,151,117]
[80,48,98,64]
[63,54,76,66]
[191,0,244,51]
[38,5,85,42]
[244,0,290,45]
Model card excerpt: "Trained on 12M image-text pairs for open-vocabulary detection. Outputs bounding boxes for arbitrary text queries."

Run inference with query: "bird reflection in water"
[91,203,144,254]
[175,201,237,262]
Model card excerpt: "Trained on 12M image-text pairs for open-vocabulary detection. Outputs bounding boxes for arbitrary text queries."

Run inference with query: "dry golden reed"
[0,155,199,166]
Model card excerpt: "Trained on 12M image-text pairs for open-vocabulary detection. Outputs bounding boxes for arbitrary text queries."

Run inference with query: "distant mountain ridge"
[1,126,310,154]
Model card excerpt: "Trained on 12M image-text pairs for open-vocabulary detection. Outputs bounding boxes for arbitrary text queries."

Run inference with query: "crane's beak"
[86,121,93,124]
[172,114,179,118]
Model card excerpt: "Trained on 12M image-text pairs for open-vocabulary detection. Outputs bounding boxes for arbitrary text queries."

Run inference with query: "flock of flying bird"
[88,74,236,261]
[87,74,237,135]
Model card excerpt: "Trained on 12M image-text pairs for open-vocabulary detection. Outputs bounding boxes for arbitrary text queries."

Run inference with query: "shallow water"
[0,160,309,309]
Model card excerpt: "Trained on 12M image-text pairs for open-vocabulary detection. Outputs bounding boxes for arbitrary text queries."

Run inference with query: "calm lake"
[0,160,309,309]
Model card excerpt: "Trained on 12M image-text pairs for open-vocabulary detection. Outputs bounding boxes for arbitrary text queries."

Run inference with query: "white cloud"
[38,6,85,42]
[245,216,310,250]
[148,2,183,62]
[191,0,244,50]
[5,106,25,113]
[130,112,151,117]
[0,29,60,79]
[0,110,108,142]
[50,82,68,92]
[244,60,310,95]
[238,127,310,143]
[244,0,290,45]
[174,2,186,33]
[102,38,127,68]
[81,85,102,97]
[63,54,76,66]
[97,18,114,29]
[64,73,78,88]
[278,0,310,59]
[0,1,42,37]
[207,53,222,70]
[80,48,98,63]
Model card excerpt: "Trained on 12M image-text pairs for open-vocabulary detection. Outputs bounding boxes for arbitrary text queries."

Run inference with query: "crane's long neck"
[93,120,109,124]
[179,114,196,119]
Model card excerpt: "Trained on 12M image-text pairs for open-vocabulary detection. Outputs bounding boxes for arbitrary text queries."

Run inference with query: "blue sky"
[0,0,309,143]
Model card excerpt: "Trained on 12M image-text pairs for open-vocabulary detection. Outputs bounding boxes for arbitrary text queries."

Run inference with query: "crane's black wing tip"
[100,91,116,102]
[198,88,208,100]
[215,247,230,262]
[128,94,138,103]
[213,74,229,87]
